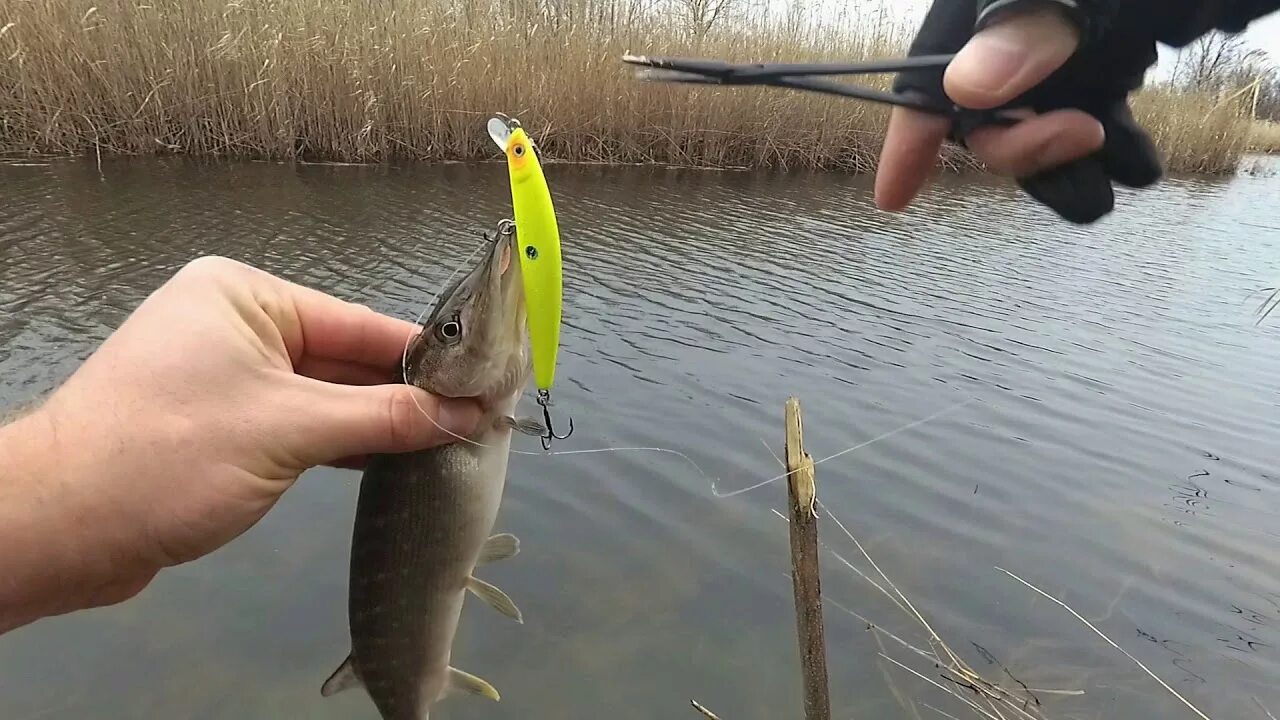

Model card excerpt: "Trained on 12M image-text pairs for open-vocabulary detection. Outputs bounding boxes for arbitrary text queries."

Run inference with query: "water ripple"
[2,158,1279,720]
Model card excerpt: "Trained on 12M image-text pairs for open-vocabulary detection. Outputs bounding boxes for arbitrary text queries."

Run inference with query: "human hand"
[875,0,1164,224]
[0,256,481,627]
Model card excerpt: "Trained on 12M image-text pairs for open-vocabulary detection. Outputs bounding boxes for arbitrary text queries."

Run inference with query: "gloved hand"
[880,0,1277,224]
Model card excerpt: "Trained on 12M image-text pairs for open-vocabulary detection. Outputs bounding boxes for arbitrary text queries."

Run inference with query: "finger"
[943,5,1080,110]
[184,258,422,371]
[1098,103,1162,188]
[296,291,420,369]
[874,107,951,212]
[963,109,1103,177]
[286,380,483,467]
[296,356,399,386]
[267,278,422,370]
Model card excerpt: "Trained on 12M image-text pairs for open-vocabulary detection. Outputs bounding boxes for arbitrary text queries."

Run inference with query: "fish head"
[405,225,529,409]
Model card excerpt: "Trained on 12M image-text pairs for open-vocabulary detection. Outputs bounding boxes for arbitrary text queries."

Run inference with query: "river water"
[1,155,1279,720]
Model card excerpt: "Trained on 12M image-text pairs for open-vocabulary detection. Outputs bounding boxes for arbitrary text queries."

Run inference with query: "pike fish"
[322,222,544,719]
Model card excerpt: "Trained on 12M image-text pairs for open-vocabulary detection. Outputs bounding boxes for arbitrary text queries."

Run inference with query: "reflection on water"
[2,156,1280,719]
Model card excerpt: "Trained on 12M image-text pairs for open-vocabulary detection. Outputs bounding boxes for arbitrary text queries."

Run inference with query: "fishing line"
[395,228,976,501]
[710,397,976,499]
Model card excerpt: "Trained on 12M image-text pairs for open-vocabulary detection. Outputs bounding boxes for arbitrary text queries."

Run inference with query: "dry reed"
[769,502,1071,720]
[1248,120,1280,154]
[771,497,1222,720]
[748,394,1230,720]
[1131,86,1257,173]
[0,0,1259,173]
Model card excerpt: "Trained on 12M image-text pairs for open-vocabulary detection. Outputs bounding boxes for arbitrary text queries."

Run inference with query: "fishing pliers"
[621,52,1120,225]
[622,53,1017,129]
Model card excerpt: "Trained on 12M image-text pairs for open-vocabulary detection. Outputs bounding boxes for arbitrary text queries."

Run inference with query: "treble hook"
[536,389,573,450]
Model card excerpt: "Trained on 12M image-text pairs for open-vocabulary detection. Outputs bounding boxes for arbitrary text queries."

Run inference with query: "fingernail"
[951,26,1029,96]
[437,399,480,435]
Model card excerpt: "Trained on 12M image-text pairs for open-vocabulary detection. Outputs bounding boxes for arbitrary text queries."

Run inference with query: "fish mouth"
[405,222,527,403]
[477,223,519,318]
[424,225,513,330]
[474,224,528,404]
[471,224,513,288]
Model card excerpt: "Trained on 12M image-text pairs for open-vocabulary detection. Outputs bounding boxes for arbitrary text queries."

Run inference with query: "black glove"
[892,0,1278,224]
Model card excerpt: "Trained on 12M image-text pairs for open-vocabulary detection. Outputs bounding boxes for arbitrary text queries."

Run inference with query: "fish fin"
[478,533,520,565]
[446,666,501,702]
[320,653,362,697]
[466,575,524,623]
[500,415,546,437]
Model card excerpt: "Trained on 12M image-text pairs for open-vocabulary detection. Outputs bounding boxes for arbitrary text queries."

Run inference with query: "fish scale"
[349,440,509,719]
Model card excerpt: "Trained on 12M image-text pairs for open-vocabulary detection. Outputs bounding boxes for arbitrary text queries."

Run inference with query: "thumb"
[944,5,1080,110]
[289,381,484,467]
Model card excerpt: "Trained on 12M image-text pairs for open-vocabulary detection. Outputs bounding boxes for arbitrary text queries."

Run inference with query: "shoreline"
[0,112,1256,175]
[0,132,984,174]
[6,149,1273,183]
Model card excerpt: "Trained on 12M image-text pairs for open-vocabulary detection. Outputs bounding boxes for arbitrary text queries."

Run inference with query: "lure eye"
[436,317,462,343]
[513,144,525,157]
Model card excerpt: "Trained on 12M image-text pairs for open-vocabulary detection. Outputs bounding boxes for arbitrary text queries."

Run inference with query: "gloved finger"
[944,3,1082,110]
[963,108,1104,177]
[888,0,978,112]
[1017,154,1115,225]
[1098,101,1163,188]
[874,106,951,211]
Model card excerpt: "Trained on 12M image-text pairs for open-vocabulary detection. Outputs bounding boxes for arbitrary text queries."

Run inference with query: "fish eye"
[436,317,462,342]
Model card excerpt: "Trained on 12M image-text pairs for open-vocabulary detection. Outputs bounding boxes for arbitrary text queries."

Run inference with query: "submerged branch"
[772,500,1070,720]
[691,699,724,719]
[784,397,833,720]
[994,567,1214,720]
[1254,287,1280,324]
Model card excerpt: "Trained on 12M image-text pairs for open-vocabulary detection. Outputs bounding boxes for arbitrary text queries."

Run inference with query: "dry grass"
[0,0,1260,173]
[1248,120,1280,154]
[768,498,1217,720]
[744,400,1222,720]
[1131,86,1256,174]
[774,501,1075,720]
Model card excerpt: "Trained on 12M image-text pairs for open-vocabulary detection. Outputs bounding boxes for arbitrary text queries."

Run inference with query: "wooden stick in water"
[691,699,724,719]
[785,396,833,720]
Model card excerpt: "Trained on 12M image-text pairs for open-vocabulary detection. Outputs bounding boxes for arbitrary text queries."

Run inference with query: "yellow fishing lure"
[487,116,563,395]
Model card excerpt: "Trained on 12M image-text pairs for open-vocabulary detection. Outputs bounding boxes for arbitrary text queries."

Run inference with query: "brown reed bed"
[0,0,1258,174]
[1248,120,1280,154]
[1131,86,1256,174]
